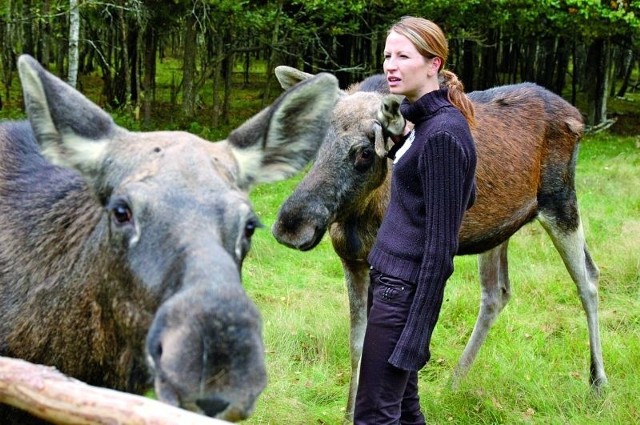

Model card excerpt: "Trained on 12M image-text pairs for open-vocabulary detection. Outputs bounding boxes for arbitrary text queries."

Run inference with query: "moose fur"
[0,56,338,424]
[271,66,607,422]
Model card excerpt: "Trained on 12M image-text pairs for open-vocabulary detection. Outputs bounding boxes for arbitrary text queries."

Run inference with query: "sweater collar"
[400,88,451,124]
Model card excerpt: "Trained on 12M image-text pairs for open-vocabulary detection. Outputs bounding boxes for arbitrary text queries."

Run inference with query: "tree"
[68,0,79,87]
[563,0,640,125]
[1,0,638,125]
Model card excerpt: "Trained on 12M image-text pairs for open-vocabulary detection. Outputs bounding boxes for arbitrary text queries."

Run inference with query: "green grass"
[242,133,640,424]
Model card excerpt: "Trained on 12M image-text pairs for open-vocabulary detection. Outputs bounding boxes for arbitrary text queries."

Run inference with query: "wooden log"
[0,356,232,425]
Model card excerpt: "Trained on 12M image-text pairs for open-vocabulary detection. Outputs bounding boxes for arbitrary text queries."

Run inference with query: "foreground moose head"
[271,66,607,422]
[0,56,338,424]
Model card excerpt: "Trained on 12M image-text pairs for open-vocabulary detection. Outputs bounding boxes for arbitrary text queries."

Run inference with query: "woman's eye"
[112,204,133,224]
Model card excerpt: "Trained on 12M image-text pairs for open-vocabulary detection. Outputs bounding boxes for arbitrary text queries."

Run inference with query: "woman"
[354,16,477,424]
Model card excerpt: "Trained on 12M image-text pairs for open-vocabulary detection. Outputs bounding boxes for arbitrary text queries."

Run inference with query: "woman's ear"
[432,57,442,73]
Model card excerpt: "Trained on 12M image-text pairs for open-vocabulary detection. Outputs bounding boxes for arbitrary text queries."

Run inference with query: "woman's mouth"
[387,76,401,87]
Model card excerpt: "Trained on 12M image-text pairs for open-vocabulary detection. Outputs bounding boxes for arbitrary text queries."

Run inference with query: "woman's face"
[383,30,441,103]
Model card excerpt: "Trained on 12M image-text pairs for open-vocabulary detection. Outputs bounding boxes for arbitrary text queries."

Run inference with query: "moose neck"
[329,160,392,262]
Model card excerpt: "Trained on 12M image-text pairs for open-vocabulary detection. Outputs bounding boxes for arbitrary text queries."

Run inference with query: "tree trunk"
[585,38,610,126]
[182,12,198,118]
[479,29,497,90]
[502,39,520,85]
[133,29,141,108]
[22,0,34,56]
[143,26,157,126]
[262,0,282,107]
[41,0,51,66]
[68,0,80,88]
[616,49,635,97]
[335,34,354,87]
[1,0,16,103]
[521,41,535,82]
[461,39,475,92]
[222,44,234,125]
[538,36,556,89]
[211,35,224,127]
[552,36,570,95]
[0,356,231,425]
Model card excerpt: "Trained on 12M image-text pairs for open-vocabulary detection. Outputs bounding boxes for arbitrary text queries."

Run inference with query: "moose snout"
[145,284,266,421]
[273,195,332,251]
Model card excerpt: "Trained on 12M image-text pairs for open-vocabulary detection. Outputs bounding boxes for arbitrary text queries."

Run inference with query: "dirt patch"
[609,112,640,136]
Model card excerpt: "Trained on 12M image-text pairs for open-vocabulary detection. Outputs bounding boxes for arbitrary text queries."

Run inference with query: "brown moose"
[0,56,338,424]
[271,66,607,422]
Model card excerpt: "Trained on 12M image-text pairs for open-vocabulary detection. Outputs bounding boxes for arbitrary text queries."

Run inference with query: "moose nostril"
[196,396,230,417]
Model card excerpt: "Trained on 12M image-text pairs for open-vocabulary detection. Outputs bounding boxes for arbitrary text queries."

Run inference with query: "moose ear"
[17,54,114,173]
[378,94,406,137]
[274,66,316,90]
[226,72,338,190]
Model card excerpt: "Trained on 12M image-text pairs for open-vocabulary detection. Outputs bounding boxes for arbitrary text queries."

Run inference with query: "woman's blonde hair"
[389,16,475,126]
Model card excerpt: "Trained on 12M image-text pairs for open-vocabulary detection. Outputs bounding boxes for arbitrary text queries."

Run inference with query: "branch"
[584,118,617,135]
[0,356,231,425]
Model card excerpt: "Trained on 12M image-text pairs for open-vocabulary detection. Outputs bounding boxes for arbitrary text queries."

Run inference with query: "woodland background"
[1,0,639,133]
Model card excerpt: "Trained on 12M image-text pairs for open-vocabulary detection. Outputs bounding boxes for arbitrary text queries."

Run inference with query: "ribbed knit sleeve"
[388,130,471,370]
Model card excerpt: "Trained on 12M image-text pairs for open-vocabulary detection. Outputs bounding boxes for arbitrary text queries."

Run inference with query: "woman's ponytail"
[441,70,475,127]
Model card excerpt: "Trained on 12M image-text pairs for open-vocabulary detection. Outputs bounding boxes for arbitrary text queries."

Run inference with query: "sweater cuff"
[388,341,428,371]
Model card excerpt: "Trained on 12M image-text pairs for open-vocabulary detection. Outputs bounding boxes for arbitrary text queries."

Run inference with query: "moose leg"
[341,259,371,424]
[537,214,608,390]
[452,240,512,387]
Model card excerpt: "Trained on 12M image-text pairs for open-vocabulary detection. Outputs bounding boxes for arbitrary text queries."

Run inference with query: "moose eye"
[354,147,375,172]
[111,202,133,225]
[244,218,261,239]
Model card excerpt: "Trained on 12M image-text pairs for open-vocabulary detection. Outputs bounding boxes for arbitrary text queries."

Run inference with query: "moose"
[271,66,608,422]
[0,56,338,424]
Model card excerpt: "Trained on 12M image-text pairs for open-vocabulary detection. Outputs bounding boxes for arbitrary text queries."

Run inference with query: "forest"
[1,0,639,130]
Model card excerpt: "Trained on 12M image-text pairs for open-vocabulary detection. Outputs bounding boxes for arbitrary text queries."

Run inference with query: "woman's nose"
[384,58,397,71]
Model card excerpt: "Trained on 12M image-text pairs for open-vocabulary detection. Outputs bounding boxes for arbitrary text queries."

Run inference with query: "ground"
[608,95,640,136]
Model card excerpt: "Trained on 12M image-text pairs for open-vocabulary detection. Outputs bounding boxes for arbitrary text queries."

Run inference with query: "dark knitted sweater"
[367,88,477,371]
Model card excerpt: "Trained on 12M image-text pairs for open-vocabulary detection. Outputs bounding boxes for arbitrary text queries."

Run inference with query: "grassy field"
[242,133,640,424]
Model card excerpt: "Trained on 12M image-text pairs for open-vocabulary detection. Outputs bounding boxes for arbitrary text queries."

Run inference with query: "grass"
[242,133,640,424]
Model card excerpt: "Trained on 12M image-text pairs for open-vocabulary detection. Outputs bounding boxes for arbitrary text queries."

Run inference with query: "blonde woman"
[355,16,477,424]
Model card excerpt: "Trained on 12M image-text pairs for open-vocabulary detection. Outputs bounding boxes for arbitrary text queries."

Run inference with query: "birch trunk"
[68,0,80,88]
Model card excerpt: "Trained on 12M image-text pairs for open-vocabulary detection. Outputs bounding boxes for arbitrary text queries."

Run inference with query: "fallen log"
[0,356,232,425]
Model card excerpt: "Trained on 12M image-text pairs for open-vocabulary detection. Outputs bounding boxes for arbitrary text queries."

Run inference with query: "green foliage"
[394,0,640,40]
[563,0,640,40]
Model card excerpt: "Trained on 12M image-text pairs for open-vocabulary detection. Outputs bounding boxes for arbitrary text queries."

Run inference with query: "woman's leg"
[400,371,425,425]
[354,270,424,425]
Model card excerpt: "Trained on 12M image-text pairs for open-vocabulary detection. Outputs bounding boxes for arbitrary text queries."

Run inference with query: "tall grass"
[243,133,640,424]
